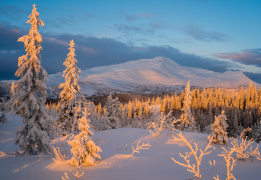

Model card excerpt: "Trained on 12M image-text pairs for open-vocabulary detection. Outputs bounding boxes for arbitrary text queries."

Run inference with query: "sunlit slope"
[47,57,255,95]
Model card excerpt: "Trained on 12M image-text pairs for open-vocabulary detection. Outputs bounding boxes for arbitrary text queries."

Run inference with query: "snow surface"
[1,113,261,180]
[46,57,256,96]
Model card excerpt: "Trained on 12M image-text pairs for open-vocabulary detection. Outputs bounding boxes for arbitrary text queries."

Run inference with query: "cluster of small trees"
[5,4,102,167]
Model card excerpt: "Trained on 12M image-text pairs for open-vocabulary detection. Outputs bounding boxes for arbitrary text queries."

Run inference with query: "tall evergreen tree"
[15,4,52,154]
[6,81,16,112]
[178,81,197,131]
[56,40,81,133]
[104,93,122,129]
[208,111,229,144]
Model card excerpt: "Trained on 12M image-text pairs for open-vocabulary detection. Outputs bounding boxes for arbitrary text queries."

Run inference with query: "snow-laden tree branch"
[171,131,215,179]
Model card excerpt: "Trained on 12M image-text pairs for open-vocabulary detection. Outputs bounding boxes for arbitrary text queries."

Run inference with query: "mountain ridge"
[0,57,257,97]
[45,57,256,96]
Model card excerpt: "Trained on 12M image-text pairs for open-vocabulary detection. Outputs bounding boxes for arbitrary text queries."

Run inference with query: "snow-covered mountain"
[0,57,256,97]
[46,57,255,97]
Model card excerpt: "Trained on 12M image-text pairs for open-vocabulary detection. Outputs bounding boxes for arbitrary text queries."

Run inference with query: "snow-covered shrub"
[146,111,173,137]
[68,107,102,166]
[171,131,215,179]
[231,128,261,161]
[208,111,229,145]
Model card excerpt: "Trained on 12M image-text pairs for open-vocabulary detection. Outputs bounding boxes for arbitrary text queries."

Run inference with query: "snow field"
[1,114,261,180]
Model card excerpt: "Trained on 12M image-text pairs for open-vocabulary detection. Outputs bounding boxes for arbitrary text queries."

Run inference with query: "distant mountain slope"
[0,57,256,97]
[46,57,255,96]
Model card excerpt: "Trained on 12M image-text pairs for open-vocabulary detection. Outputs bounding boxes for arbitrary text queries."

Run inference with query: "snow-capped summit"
[45,57,255,96]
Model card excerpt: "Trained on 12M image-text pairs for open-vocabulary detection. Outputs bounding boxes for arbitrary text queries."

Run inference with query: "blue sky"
[1,0,261,82]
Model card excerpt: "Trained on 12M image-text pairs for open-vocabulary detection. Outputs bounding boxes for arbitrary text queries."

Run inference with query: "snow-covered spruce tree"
[68,107,102,166]
[0,98,5,112]
[104,93,122,129]
[10,81,16,97]
[5,81,16,112]
[56,40,81,134]
[14,4,52,155]
[208,111,229,145]
[176,81,197,131]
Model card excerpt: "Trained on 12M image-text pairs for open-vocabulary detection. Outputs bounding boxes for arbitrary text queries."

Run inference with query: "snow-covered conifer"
[10,81,15,97]
[68,107,102,166]
[14,4,52,154]
[56,40,81,134]
[208,111,229,145]
[5,81,16,112]
[176,81,197,131]
[104,93,122,129]
[0,98,5,112]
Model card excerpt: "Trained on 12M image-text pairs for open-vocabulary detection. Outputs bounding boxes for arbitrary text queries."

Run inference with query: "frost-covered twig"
[171,131,215,179]
[209,160,215,170]
[213,175,220,180]
[0,151,6,157]
[61,172,70,180]
[52,146,66,162]
[146,111,173,137]
[61,166,84,180]
[239,127,252,139]
[131,140,151,156]
[218,147,237,180]
[72,168,84,180]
